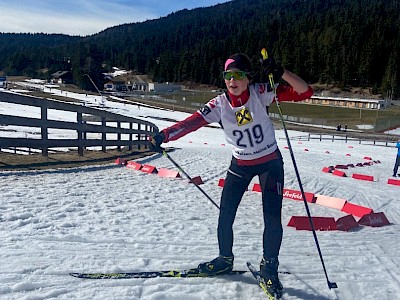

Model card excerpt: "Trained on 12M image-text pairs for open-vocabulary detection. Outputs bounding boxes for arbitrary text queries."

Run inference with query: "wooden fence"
[0,91,158,156]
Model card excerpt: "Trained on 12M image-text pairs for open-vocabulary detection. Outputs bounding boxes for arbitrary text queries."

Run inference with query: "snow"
[356,124,374,130]
[1,85,400,300]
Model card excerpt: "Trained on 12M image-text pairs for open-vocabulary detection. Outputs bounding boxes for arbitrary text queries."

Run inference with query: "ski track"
[1,150,398,299]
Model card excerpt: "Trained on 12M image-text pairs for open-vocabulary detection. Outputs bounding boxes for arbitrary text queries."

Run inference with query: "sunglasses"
[222,71,248,80]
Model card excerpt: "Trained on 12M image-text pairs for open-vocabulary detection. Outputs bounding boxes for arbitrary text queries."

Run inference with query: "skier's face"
[224,68,249,96]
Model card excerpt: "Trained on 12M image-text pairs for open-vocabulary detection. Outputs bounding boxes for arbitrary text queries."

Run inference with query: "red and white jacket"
[161,83,313,166]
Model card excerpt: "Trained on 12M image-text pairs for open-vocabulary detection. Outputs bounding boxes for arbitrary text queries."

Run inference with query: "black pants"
[218,151,284,259]
[394,156,400,175]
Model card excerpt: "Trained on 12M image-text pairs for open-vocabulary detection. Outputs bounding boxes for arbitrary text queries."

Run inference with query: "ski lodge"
[304,95,391,110]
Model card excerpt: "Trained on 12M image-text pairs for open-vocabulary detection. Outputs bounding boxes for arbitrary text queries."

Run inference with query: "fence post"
[137,124,141,150]
[83,121,87,141]
[129,122,133,151]
[101,116,106,153]
[77,112,84,156]
[40,102,48,157]
[117,121,121,151]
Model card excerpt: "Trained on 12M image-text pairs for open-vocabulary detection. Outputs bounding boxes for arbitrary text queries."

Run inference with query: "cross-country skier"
[151,53,313,297]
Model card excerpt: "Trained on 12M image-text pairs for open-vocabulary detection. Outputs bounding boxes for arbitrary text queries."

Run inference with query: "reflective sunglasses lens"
[223,71,247,80]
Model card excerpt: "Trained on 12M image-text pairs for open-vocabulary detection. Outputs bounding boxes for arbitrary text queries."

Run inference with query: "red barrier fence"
[315,195,347,210]
[387,178,400,186]
[287,216,337,231]
[126,161,142,170]
[358,212,390,227]
[341,202,373,218]
[336,215,360,231]
[157,168,181,178]
[352,173,374,182]
[141,164,157,174]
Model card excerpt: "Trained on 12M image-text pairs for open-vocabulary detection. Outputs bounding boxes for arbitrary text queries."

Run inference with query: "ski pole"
[150,141,220,210]
[261,48,337,289]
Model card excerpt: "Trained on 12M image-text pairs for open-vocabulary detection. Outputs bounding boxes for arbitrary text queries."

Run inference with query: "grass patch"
[132,90,400,132]
[269,102,400,130]
[0,147,154,171]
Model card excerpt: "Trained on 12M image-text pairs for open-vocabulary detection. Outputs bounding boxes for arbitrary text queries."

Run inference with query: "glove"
[261,57,284,80]
[149,131,165,152]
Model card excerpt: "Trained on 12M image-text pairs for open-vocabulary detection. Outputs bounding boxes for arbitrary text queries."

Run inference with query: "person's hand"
[261,57,284,80]
[149,131,165,152]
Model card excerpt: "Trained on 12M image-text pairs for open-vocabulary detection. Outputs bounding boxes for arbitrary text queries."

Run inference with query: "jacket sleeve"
[162,111,209,142]
[276,84,313,102]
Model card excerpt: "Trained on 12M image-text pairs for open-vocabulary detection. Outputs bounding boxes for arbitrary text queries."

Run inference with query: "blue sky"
[0,0,230,36]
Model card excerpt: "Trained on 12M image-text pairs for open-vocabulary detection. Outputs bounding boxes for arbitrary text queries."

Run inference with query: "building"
[303,95,391,110]
[104,73,147,92]
[0,76,7,89]
[148,82,181,93]
[103,73,181,93]
[103,79,128,92]
[51,71,73,84]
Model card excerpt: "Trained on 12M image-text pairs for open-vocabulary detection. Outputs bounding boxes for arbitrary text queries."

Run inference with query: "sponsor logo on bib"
[235,107,253,126]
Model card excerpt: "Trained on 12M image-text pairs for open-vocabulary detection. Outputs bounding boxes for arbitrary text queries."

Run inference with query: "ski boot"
[260,257,283,299]
[197,255,234,276]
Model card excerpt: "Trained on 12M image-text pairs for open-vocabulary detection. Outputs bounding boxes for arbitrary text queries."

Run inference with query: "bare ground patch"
[0,147,155,171]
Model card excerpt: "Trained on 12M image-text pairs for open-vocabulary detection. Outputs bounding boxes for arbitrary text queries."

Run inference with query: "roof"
[51,71,70,78]
[311,95,386,104]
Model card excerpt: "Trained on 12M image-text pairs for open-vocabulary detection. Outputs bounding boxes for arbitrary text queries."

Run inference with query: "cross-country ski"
[70,269,247,279]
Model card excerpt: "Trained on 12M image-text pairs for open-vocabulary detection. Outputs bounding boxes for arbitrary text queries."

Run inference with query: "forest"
[0,0,399,98]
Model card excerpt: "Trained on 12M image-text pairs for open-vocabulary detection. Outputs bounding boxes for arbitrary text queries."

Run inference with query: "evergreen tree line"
[0,0,399,98]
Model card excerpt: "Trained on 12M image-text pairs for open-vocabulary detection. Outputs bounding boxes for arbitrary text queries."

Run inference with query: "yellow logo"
[235,107,253,126]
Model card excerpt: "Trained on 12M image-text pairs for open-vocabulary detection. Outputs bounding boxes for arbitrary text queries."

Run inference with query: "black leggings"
[218,152,284,259]
[394,156,400,175]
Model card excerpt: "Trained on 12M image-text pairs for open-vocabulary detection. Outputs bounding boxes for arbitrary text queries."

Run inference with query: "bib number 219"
[233,124,264,148]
